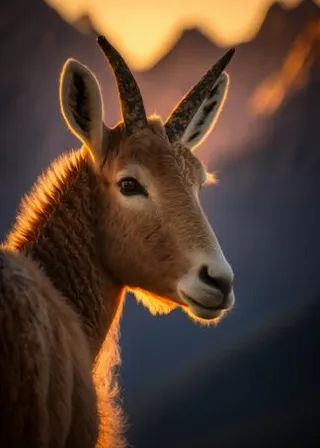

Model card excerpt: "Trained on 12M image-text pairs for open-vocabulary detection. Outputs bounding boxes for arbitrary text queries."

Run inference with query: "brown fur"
[0,44,234,447]
[2,149,126,447]
[0,118,216,446]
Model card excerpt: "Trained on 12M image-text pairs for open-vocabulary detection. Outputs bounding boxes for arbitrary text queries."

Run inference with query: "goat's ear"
[181,72,230,152]
[59,58,104,162]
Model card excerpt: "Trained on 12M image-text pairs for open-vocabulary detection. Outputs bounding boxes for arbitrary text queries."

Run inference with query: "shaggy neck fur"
[5,149,124,361]
[5,149,127,446]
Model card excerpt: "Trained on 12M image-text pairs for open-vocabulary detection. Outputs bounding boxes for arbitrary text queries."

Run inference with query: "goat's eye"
[118,177,147,197]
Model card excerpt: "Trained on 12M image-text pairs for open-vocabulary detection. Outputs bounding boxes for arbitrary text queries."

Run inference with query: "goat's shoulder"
[0,247,95,445]
[0,246,81,379]
[0,247,71,330]
[0,246,92,367]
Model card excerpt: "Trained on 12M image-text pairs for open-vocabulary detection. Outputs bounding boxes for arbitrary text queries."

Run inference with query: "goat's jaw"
[178,289,231,321]
[176,272,235,321]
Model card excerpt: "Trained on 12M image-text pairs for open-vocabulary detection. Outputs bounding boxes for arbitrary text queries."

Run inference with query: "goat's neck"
[6,150,124,361]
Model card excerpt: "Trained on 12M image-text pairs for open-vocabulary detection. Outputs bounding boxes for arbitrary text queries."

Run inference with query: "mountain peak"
[255,0,320,45]
[71,14,95,34]
[173,27,218,49]
[150,27,219,74]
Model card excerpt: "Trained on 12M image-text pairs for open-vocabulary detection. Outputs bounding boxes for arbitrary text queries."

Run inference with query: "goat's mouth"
[180,290,218,310]
[179,289,226,320]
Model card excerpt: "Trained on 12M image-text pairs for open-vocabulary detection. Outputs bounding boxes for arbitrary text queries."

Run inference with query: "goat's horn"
[164,48,235,142]
[97,35,148,135]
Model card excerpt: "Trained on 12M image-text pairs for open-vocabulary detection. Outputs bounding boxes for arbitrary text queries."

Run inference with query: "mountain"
[132,3,319,174]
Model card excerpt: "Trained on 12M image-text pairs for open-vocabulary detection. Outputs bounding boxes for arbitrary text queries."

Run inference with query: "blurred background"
[0,0,319,446]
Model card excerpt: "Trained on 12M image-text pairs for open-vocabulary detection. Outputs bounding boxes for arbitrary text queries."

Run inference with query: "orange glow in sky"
[250,19,320,115]
[46,0,319,70]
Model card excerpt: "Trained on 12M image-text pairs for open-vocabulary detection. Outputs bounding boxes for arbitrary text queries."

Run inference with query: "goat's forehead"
[115,134,203,178]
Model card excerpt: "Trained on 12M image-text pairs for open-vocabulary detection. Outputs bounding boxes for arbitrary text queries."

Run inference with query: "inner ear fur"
[181,72,230,151]
[59,58,104,162]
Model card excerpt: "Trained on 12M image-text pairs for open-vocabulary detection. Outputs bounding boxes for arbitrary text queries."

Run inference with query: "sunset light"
[250,18,320,115]
[250,21,320,114]
[46,0,319,70]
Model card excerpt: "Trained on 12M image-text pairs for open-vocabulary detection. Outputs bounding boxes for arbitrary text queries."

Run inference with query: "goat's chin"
[127,287,229,324]
[183,306,228,327]
[128,288,177,316]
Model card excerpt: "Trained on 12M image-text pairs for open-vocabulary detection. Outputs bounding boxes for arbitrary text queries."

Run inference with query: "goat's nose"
[198,265,233,298]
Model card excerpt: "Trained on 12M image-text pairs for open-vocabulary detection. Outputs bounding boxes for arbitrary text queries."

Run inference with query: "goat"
[0,35,235,447]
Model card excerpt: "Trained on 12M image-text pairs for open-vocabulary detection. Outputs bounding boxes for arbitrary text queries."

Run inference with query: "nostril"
[199,265,231,297]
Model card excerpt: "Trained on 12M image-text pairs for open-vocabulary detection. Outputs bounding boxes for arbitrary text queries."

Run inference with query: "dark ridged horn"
[164,48,235,142]
[97,35,148,135]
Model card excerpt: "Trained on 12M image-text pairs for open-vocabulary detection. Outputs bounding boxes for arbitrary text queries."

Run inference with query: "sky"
[46,0,320,70]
